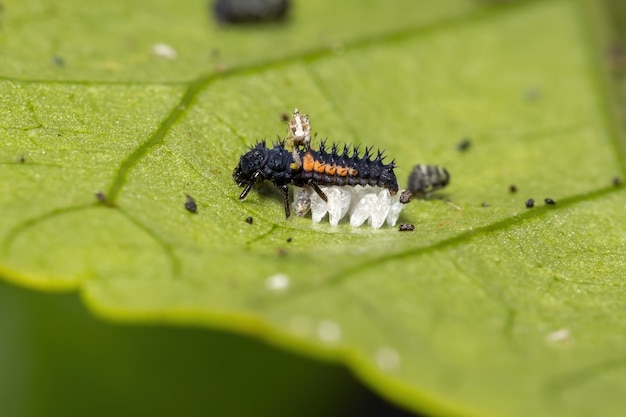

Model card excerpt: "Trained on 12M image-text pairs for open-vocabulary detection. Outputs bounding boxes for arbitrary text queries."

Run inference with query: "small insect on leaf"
[407,164,450,198]
[293,186,313,217]
[185,194,198,213]
[287,107,312,150]
[525,198,535,208]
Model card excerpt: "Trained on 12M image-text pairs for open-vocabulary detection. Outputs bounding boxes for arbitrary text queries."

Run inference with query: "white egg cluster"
[292,185,408,228]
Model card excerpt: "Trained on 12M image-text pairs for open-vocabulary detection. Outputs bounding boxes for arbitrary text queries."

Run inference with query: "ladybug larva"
[233,140,399,220]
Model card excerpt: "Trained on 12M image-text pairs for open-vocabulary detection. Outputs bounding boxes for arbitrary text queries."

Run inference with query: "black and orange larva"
[233,140,399,218]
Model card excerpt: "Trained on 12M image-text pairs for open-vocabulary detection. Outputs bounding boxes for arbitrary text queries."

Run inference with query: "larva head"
[232,142,270,187]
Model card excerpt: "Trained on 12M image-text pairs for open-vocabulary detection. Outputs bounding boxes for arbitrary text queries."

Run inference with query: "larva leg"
[309,182,328,202]
[278,184,291,218]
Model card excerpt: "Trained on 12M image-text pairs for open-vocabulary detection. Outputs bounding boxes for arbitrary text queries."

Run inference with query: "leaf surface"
[1,1,626,416]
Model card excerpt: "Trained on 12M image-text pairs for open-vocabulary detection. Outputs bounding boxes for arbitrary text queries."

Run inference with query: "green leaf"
[1,0,626,416]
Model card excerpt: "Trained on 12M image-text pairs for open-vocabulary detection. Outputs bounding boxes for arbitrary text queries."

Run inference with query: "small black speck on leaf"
[18,155,25,163]
[456,138,471,152]
[613,176,622,186]
[509,184,517,193]
[246,216,254,224]
[95,191,107,203]
[52,55,65,67]
[398,224,415,232]
[525,198,535,208]
[523,87,542,102]
[185,194,197,213]
[212,0,290,24]
[544,198,556,205]
[399,190,413,204]
[286,237,293,243]
[280,112,289,122]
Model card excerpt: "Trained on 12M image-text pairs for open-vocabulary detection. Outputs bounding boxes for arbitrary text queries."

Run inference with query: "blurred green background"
[0,280,414,416]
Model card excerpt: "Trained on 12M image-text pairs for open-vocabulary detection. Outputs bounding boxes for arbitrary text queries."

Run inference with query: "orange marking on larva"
[348,168,358,176]
[337,166,348,176]
[303,152,315,171]
[314,159,325,173]
[325,164,337,175]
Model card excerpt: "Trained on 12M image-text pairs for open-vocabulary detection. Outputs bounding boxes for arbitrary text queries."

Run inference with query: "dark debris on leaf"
[399,190,413,204]
[95,191,115,207]
[212,0,290,24]
[456,138,471,152]
[544,198,556,205]
[185,194,198,213]
[246,216,254,224]
[525,198,535,208]
[398,224,415,232]
[523,87,542,102]
[52,55,65,67]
